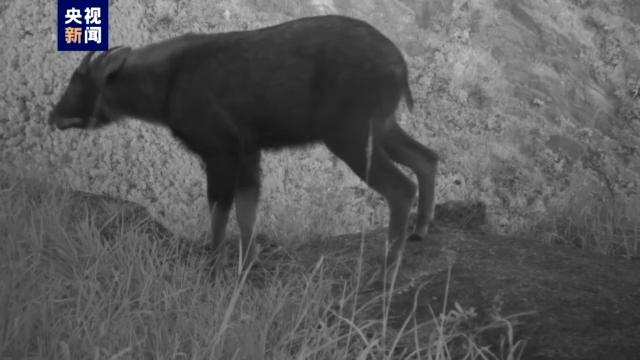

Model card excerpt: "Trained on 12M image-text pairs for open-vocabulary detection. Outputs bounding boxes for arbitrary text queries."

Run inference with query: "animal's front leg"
[235,152,261,269]
[210,201,232,252]
[204,157,237,272]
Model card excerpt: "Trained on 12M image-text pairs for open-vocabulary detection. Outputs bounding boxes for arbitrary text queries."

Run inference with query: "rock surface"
[1,0,639,239]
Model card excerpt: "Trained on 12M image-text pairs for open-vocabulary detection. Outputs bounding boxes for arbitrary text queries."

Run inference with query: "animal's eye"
[75,67,89,77]
[71,70,91,85]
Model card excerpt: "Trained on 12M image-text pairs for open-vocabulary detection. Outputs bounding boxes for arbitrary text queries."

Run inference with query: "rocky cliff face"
[369,0,640,238]
[1,0,638,242]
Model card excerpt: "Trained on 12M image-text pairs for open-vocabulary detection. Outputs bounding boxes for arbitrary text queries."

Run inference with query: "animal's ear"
[102,46,131,80]
[77,51,95,75]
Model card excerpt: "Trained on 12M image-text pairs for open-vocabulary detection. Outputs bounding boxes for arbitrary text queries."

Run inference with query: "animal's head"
[48,46,131,130]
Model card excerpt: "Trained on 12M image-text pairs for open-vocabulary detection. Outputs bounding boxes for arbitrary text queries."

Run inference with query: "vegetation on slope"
[0,167,526,359]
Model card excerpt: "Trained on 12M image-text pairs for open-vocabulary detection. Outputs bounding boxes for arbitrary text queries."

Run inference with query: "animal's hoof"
[407,233,424,242]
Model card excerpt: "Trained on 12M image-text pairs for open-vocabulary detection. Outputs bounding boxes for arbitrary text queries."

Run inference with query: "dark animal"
[48,15,438,271]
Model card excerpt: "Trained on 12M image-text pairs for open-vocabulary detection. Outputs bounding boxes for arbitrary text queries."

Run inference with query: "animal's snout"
[48,111,84,130]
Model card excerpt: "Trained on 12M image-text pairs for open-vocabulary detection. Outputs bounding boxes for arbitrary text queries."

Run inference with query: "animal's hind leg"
[382,120,438,241]
[325,130,416,267]
[235,152,261,269]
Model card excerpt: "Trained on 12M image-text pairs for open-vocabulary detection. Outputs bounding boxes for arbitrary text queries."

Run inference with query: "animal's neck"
[105,65,169,124]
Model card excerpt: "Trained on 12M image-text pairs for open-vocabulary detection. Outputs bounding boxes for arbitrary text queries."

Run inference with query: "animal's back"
[131,16,413,148]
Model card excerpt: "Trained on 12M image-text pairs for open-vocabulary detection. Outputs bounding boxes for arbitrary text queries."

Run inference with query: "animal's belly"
[254,125,320,149]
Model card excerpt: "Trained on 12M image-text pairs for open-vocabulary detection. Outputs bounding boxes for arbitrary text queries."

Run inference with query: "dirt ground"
[298,230,640,360]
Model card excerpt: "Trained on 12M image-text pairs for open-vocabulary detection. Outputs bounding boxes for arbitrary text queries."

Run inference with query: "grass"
[0,167,524,360]
[537,179,640,259]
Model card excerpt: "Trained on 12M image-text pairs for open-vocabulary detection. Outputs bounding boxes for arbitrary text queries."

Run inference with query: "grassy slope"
[0,168,529,359]
[4,168,640,359]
